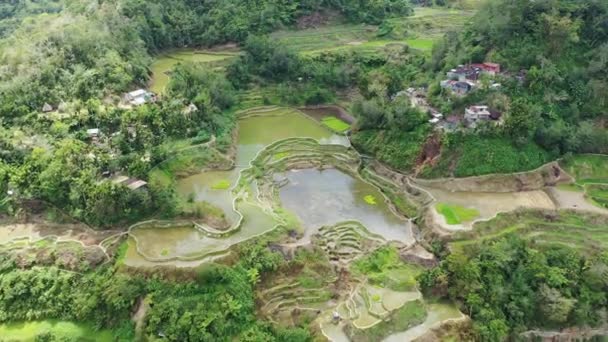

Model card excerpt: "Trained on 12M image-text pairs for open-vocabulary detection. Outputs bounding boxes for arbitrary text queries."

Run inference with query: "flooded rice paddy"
[428,188,556,230]
[279,168,413,243]
[124,108,351,266]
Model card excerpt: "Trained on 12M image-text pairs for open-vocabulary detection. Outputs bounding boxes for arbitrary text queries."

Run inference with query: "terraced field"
[271,7,476,55]
[149,48,239,93]
[450,209,608,255]
[560,154,608,209]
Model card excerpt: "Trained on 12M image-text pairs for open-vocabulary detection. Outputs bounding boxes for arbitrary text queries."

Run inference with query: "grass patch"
[363,195,377,205]
[352,246,421,291]
[273,151,290,160]
[351,127,430,171]
[150,49,237,93]
[405,38,434,51]
[211,179,231,190]
[560,154,608,208]
[435,203,480,225]
[160,248,169,256]
[421,135,551,178]
[321,116,350,133]
[114,241,129,266]
[346,300,427,342]
[385,191,418,218]
[0,320,116,342]
[561,154,608,184]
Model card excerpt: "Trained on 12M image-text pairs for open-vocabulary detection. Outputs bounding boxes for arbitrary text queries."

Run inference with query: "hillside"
[0,1,607,341]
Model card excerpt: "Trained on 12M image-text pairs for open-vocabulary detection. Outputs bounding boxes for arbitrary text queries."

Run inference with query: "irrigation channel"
[2,105,606,341]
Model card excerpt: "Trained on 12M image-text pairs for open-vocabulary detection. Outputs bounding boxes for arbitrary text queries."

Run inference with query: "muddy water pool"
[126,109,349,264]
[279,168,413,243]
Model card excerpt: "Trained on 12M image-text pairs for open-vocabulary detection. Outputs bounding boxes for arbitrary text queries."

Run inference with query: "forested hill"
[432,0,608,154]
[0,0,413,118]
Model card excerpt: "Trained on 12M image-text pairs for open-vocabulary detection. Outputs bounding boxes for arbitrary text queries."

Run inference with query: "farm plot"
[450,209,608,256]
[560,154,608,209]
[271,7,476,56]
[150,49,238,93]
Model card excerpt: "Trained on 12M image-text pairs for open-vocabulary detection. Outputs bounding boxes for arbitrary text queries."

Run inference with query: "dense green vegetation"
[0,240,308,341]
[0,62,236,227]
[1,0,608,341]
[420,0,608,176]
[352,246,421,291]
[419,233,608,340]
[421,134,551,178]
[0,320,115,342]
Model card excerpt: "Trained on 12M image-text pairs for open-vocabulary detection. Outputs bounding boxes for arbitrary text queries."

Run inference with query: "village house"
[124,89,156,106]
[464,105,501,127]
[465,105,491,121]
[440,80,474,95]
[87,128,100,138]
[441,62,501,95]
[111,175,148,192]
[42,103,54,113]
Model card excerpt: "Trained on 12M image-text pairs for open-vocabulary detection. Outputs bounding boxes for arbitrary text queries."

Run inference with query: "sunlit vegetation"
[352,246,421,291]
[1,0,608,341]
[211,180,231,190]
[405,38,434,51]
[321,116,350,133]
[0,320,115,342]
[363,195,377,205]
[150,49,238,93]
[272,151,290,161]
[435,203,480,225]
[421,135,551,178]
[419,232,608,341]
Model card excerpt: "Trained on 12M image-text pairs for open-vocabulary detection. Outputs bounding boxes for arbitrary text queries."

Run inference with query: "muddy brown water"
[299,106,356,125]
[279,168,414,244]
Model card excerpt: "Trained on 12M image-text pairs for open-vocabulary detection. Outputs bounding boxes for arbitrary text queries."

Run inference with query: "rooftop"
[128,89,148,98]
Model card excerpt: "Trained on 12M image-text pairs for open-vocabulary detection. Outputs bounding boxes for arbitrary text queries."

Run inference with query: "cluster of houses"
[440,62,502,96]
[404,71,504,131]
[41,88,157,115]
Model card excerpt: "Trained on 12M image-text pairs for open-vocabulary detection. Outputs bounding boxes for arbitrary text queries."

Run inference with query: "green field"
[321,116,350,133]
[270,7,475,56]
[435,203,480,224]
[450,209,608,255]
[150,49,238,93]
[560,154,608,209]
[405,38,435,51]
[561,154,608,184]
[0,320,115,341]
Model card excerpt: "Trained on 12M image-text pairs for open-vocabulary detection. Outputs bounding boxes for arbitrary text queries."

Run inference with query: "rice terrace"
[1,0,608,341]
